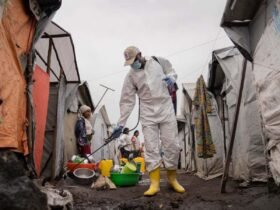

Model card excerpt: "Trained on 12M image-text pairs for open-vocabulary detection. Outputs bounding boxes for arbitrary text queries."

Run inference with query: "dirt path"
[58,171,280,210]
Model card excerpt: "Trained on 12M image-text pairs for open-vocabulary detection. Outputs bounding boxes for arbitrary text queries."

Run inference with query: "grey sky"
[53,0,231,131]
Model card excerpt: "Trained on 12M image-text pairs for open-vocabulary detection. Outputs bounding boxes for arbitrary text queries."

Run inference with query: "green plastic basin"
[110,172,140,187]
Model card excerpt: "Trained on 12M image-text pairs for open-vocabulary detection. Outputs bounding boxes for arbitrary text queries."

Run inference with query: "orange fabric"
[33,66,50,176]
[0,0,36,154]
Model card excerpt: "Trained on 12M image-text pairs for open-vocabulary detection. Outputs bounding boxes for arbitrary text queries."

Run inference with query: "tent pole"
[191,124,197,172]
[222,96,227,157]
[34,50,59,80]
[51,38,67,81]
[183,122,187,170]
[51,70,65,179]
[46,38,52,75]
[220,58,247,193]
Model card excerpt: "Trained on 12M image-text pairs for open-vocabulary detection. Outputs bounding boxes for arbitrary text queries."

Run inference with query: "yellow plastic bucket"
[121,162,137,174]
[133,157,145,173]
[99,160,113,177]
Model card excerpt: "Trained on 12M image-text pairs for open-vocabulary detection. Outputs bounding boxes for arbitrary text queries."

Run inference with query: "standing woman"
[75,105,94,158]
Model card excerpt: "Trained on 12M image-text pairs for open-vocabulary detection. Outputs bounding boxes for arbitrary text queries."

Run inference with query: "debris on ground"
[91,175,116,190]
[40,184,73,210]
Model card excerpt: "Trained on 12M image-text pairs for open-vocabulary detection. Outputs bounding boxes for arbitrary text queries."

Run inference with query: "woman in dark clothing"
[75,105,94,158]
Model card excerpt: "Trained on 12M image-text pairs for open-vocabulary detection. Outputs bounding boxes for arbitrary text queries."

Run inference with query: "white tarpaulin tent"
[208,47,267,183]
[177,83,196,172]
[178,83,224,180]
[221,0,280,185]
[91,105,113,162]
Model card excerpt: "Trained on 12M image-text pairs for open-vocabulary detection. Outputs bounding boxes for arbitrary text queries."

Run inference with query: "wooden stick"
[220,58,247,193]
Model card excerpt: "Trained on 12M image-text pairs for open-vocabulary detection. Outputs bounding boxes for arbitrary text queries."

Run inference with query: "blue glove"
[111,125,123,139]
[163,77,175,86]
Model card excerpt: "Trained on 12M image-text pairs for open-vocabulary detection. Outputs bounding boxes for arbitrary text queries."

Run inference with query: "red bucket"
[66,162,98,172]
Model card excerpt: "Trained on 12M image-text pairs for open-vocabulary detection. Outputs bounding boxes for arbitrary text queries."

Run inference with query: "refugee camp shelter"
[0,0,61,157]
[91,105,113,162]
[208,46,267,183]
[178,82,224,180]
[177,83,196,171]
[221,0,280,184]
[33,21,82,178]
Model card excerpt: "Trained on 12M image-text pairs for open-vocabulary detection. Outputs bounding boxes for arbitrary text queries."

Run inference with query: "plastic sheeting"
[221,0,280,184]
[91,106,112,162]
[35,22,80,83]
[40,82,95,178]
[52,76,66,177]
[252,0,280,184]
[41,81,76,178]
[41,84,59,177]
[0,0,36,154]
[221,0,263,24]
[33,65,50,176]
[178,83,224,180]
[178,84,195,172]
[177,120,190,170]
[209,47,266,182]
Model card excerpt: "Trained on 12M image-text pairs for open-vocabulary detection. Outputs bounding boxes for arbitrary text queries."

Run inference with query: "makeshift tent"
[221,0,280,184]
[177,83,196,172]
[208,46,267,182]
[91,105,113,162]
[34,21,82,178]
[178,82,224,180]
[34,22,114,178]
[39,81,98,178]
[0,0,60,155]
[177,119,189,170]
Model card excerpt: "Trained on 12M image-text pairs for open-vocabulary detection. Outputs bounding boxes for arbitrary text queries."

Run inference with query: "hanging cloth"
[193,75,216,158]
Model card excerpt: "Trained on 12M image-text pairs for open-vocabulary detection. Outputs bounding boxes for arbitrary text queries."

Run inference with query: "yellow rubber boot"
[167,170,185,193]
[144,167,160,196]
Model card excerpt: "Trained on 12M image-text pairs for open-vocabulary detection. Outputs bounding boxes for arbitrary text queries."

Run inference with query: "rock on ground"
[0,151,48,210]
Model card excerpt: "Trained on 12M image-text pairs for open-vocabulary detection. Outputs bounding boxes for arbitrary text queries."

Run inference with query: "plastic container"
[99,160,113,177]
[133,157,145,173]
[121,162,137,174]
[110,172,140,187]
[66,162,98,172]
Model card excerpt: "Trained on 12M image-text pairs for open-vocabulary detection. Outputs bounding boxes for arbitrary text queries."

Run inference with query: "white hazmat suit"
[118,56,180,172]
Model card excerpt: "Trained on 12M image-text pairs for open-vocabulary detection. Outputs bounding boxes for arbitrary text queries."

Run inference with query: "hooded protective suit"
[118,56,180,172]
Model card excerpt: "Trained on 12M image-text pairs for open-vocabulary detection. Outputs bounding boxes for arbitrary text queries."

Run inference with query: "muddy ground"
[57,170,280,210]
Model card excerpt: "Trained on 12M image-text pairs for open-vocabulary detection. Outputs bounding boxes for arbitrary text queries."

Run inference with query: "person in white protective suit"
[111,46,185,196]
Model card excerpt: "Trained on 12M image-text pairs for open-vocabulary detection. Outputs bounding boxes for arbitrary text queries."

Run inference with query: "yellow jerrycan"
[99,159,113,177]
